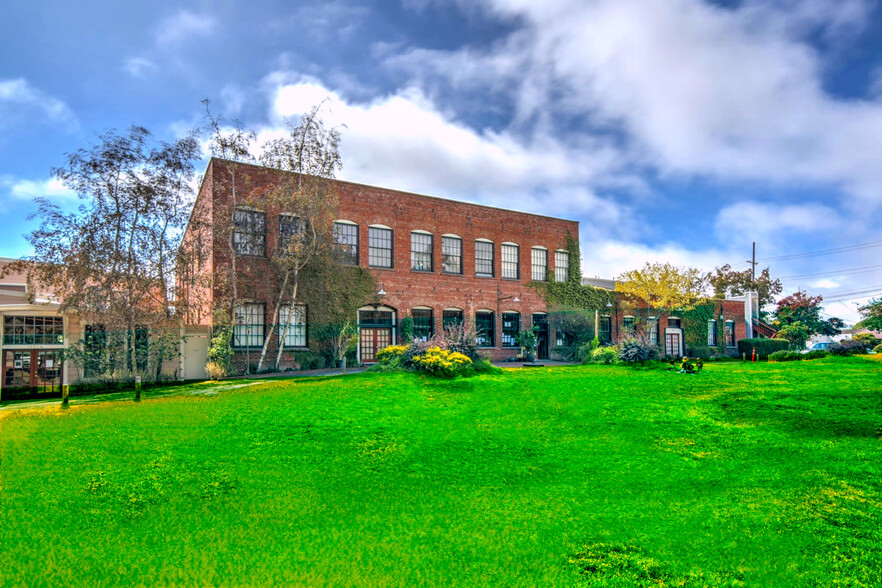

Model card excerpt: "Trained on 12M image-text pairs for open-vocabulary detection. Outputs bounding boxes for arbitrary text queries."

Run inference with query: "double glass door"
[3,350,63,395]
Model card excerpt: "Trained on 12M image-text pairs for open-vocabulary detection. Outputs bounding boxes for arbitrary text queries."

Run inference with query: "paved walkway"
[229,367,368,379]
[491,359,575,368]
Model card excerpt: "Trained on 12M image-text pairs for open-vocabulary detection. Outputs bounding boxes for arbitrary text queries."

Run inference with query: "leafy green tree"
[710,264,782,317]
[856,297,882,331]
[773,291,843,336]
[776,322,810,350]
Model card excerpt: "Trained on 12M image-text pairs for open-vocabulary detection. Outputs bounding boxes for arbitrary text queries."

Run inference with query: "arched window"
[411,231,433,272]
[502,312,521,347]
[411,307,434,340]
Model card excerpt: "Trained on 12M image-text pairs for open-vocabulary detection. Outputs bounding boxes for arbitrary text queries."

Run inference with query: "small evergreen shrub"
[400,317,414,343]
[688,346,713,359]
[737,338,790,358]
[473,358,501,373]
[591,346,619,365]
[802,350,827,360]
[768,350,803,362]
[618,339,657,364]
[829,340,871,356]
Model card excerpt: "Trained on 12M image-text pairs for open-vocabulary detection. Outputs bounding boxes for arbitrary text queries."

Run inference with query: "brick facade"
[180,159,580,365]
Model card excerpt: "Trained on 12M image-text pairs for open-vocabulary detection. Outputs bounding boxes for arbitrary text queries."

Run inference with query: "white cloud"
[155,10,217,47]
[1,176,76,201]
[0,78,77,129]
[811,278,840,289]
[389,0,882,211]
[714,201,843,250]
[123,57,159,78]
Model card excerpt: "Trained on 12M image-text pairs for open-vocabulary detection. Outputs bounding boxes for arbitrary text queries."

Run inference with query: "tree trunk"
[274,280,299,370]
[256,270,290,372]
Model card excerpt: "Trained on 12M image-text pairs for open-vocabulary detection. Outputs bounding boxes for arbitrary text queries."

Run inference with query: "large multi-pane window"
[411,232,433,272]
[233,208,266,256]
[554,250,569,282]
[441,236,462,274]
[3,316,64,345]
[623,316,636,334]
[369,226,393,268]
[531,247,548,281]
[278,214,300,250]
[279,303,307,348]
[501,243,519,279]
[442,309,464,330]
[333,222,359,265]
[476,311,495,347]
[233,303,265,348]
[649,317,659,346]
[475,240,494,277]
[725,320,736,347]
[599,315,612,343]
[708,320,718,346]
[502,312,520,347]
[412,308,434,341]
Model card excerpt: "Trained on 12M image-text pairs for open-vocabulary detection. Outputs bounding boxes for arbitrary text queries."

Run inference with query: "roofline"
[207,157,581,225]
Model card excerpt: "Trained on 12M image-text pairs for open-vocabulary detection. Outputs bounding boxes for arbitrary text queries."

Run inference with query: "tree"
[710,264,782,317]
[776,322,810,350]
[773,290,843,336]
[253,103,344,372]
[616,263,711,334]
[15,125,201,400]
[856,297,882,331]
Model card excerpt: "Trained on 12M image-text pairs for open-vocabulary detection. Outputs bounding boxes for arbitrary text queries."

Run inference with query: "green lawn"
[2,358,880,586]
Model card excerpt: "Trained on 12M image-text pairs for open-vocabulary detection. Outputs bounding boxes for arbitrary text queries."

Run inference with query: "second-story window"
[501,243,519,279]
[475,240,494,277]
[411,232,433,271]
[531,247,547,281]
[278,214,300,251]
[233,208,266,257]
[369,226,393,268]
[333,221,359,265]
[441,236,462,274]
[555,250,569,282]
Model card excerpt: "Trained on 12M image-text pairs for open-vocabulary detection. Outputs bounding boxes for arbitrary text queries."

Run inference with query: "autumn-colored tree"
[616,262,711,328]
[773,290,843,336]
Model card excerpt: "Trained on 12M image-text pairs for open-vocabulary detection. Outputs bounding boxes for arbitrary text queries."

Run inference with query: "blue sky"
[2,0,882,322]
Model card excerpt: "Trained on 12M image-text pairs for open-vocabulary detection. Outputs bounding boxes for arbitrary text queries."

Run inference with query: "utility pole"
[746,242,756,338]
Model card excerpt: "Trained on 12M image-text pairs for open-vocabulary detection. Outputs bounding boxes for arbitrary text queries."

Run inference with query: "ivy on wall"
[532,233,614,310]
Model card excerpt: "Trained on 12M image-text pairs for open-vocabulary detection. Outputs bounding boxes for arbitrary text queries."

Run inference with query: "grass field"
[2,358,880,586]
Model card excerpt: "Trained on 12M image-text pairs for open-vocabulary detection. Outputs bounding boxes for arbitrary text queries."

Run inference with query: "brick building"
[179,159,580,366]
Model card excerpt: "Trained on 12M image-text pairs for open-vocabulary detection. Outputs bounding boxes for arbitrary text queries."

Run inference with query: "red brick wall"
[183,159,580,363]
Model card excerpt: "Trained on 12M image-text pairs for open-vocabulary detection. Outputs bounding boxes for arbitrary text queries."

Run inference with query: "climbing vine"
[531,233,613,310]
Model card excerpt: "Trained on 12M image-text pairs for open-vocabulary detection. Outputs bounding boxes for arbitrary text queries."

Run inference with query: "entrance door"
[3,350,62,396]
[359,328,392,363]
[664,332,682,357]
[532,314,549,360]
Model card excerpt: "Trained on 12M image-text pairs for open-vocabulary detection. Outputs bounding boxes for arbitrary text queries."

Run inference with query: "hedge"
[737,338,790,358]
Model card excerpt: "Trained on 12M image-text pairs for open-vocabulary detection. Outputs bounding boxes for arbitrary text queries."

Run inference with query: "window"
[725,320,736,347]
[279,303,307,348]
[501,244,519,279]
[233,303,264,348]
[83,324,106,377]
[412,308,434,341]
[531,247,548,281]
[233,208,266,256]
[649,317,659,346]
[599,315,612,343]
[333,222,359,265]
[441,236,462,274]
[3,316,64,345]
[442,309,464,330]
[411,232,433,271]
[278,214,300,250]
[358,310,394,326]
[708,320,718,347]
[555,250,569,282]
[502,312,520,347]
[623,316,636,333]
[668,317,682,329]
[476,311,495,347]
[556,329,575,348]
[475,240,494,277]
[369,226,393,268]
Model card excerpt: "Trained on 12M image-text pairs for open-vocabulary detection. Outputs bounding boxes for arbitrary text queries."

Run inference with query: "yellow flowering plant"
[410,346,473,377]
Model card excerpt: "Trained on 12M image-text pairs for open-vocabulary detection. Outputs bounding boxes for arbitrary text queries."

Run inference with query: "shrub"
[737,338,790,358]
[376,345,408,363]
[688,345,714,359]
[473,358,501,373]
[411,346,473,377]
[768,350,803,362]
[853,333,880,345]
[293,351,326,371]
[591,346,619,365]
[829,339,872,356]
[874,343,882,354]
[400,316,414,344]
[802,350,827,360]
[618,339,657,364]
[205,361,227,380]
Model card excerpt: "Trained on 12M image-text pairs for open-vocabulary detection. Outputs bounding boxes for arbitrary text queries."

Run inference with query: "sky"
[2,0,882,323]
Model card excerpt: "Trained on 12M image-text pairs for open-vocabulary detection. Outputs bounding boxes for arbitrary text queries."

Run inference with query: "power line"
[757,240,882,263]
[778,264,882,280]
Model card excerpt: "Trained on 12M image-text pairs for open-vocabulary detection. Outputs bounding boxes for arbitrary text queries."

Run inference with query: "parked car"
[801,342,830,354]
